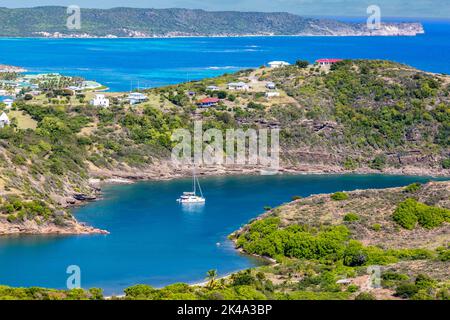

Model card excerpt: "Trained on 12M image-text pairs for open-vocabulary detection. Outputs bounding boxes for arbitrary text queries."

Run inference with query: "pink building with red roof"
[316,58,344,66]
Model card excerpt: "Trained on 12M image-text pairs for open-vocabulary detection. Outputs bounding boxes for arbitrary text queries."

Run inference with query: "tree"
[296,60,309,68]
[206,269,218,290]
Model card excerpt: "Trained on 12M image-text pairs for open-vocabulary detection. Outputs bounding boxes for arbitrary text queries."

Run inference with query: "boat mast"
[197,176,204,198]
[193,165,196,195]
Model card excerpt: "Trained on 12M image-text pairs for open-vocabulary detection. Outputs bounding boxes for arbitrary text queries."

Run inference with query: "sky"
[0,0,449,18]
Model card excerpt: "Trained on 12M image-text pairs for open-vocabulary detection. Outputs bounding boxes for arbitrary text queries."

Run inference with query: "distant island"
[0,64,27,73]
[0,7,424,38]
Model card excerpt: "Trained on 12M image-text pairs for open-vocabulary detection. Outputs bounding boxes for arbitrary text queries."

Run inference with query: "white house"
[127,92,148,105]
[268,61,290,68]
[206,85,219,91]
[0,112,10,128]
[227,82,250,91]
[266,82,276,90]
[3,98,14,108]
[265,91,280,99]
[90,94,110,108]
[316,58,343,66]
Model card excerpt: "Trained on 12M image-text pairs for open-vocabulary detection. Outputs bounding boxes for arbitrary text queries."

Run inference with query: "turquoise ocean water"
[0,20,448,91]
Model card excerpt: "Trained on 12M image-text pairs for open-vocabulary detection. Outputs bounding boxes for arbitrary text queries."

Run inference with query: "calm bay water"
[0,174,446,295]
[0,20,448,91]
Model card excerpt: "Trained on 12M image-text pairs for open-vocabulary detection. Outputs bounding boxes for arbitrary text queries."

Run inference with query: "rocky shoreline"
[31,25,424,39]
[0,217,109,236]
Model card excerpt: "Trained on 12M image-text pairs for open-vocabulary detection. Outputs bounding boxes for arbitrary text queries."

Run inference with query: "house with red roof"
[316,58,343,66]
[197,97,220,108]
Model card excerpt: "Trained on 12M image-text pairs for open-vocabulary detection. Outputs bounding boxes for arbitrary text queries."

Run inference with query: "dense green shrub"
[393,199,450,230]
[436,247,450,261]
[355,292,376,300]
[403,183,422,193]
[395,283,419,299]
[347,284,359,293]
[442,158,450,169]
[343,241,367,266]
[236,218,350,260]
[331,192,349,201]
[382,272,409,282]
[295,60,309,68]
[370,155,386,170]
[343,213,360,222]
[393,199,419,229]
[371,224,382,231]
[343,158,358,170]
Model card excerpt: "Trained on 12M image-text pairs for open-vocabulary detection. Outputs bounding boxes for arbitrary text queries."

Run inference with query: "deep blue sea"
[0,19,448,91]
[0,175,447,295]
[0,19,449,295]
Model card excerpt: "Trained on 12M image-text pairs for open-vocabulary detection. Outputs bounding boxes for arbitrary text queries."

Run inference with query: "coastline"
[3,163,442,236]
[2,32,424,40]
[88,163,450,187]
[1,21,425,41]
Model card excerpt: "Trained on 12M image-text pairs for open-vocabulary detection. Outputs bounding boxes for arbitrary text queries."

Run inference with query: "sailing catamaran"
[177,167,206,204]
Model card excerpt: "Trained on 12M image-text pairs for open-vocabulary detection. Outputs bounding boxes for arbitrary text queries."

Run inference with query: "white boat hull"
[177,196,206,204]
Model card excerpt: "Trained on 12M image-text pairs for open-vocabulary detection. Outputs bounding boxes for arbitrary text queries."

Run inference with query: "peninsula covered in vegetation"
[0,7,424,38]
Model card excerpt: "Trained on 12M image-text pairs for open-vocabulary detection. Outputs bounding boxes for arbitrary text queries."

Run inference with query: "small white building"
[316,58,343,66]
[0,112,10,128]
[336,279,352,285]
[268,61,290,68]
[90,94,110,108]
[266,82,276,90]
[265,91,280,99]
[3,99,14,108]
[206,85,219,91]
[227,82,250,91]
[127,92,148,105]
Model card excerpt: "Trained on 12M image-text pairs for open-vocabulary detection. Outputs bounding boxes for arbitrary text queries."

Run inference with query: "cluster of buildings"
[227,82,250,91]
[89,92,149,108]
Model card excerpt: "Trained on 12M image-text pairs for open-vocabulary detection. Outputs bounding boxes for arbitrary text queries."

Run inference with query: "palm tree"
[206,269,218,289]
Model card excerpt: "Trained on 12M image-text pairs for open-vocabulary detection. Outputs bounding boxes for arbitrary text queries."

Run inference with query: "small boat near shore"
[177,167,205,204]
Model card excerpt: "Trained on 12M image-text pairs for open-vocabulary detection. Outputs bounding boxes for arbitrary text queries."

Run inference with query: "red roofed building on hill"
[316,58,344,66]
[197,97,220,107]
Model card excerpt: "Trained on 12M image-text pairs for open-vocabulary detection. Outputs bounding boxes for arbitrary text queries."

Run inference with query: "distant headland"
[0,7,424,38]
